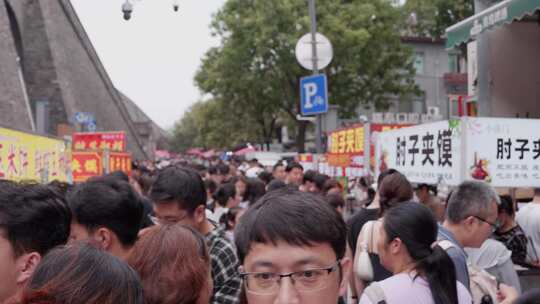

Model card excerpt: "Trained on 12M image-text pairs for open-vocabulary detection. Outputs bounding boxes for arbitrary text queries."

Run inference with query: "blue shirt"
[438,225,470,290]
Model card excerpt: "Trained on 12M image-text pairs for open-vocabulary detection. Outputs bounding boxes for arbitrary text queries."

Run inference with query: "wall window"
[413,52,425,74]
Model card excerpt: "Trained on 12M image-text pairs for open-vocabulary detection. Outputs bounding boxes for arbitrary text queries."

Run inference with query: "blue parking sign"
[300,74,328,115]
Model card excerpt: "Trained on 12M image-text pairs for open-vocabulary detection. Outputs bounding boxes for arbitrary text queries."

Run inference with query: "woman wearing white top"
[359,202,472,304]
[208,183,238,223]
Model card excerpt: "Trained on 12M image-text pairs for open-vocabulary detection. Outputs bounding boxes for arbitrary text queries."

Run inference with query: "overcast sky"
[70,0,227,130]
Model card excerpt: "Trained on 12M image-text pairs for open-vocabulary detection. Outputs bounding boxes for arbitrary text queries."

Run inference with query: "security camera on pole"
[295,0,333,154]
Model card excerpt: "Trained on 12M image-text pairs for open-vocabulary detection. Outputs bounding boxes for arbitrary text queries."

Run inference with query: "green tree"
[196,0,420,152]
[171,98,260,152]
[402,0,474,38]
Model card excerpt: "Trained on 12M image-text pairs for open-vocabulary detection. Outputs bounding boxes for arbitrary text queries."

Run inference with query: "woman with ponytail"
[359,202,472,304]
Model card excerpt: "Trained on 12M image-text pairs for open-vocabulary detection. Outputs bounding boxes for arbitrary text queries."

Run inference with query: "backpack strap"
[364,282,387,304]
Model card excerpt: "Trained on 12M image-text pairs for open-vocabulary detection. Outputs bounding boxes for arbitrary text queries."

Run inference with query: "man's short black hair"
[216,163,230,175]
[257,171,273,185]
[234,188,347,263]
[302,170,317,184]
[104,170,130,183]
[285,161,303,173]
[272,161,285,172]
[0,181,71,256]
[150,166,207,214]
[67,178,143,247]
[313,174,330,191]
[208,165,218,175]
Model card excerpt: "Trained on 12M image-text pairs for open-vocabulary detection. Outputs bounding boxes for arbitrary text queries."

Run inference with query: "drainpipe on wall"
[474,0,493,117]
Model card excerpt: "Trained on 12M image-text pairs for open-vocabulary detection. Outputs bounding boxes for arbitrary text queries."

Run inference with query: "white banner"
[375,120,463,185]
[464,117,540,187]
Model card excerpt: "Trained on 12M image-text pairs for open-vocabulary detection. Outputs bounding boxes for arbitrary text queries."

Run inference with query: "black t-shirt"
[347,208,379,255]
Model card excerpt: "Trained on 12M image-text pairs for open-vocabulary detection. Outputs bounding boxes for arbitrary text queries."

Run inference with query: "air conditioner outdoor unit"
[396,113,408,124]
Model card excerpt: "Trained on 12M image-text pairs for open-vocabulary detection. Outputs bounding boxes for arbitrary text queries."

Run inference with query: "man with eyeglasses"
[234,188,352,304]
[150,166,241,304]
[438,180,500,290]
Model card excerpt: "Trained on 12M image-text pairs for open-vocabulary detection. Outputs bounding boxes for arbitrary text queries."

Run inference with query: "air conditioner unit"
[396,113,408,124]
[408,113,420,124]
[372,113,384,123]
[420,114,430,123]
[427,106,440,116]
[383,113,396,123]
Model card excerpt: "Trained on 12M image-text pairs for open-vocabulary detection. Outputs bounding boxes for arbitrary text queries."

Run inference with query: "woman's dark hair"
[244,178,266,205]
[324,193,345,211]
[377,169,398,189]
[383,202,457,304]
[378,171,413,216]
[214,183,236,208]
[514,288,540,304]
[498,195,515,216]
[22,243,143,304]
[220,207,245,230]
[322,178,342,195]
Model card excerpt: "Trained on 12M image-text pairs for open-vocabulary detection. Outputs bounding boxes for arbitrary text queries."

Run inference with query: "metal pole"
[308,0,323,154]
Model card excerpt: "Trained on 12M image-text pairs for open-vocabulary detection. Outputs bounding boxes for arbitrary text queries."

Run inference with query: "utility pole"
[308,0,323,154]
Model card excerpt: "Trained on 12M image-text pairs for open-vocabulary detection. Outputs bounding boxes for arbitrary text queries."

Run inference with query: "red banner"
[72,152,103,182]
[109,152,132,175]
[72,132,126,152]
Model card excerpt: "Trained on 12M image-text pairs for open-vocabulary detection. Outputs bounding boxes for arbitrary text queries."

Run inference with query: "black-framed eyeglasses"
[239,260,341,295]
[473,215,501,232]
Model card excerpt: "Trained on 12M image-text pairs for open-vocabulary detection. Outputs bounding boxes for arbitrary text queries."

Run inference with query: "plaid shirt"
[206,225,242,304]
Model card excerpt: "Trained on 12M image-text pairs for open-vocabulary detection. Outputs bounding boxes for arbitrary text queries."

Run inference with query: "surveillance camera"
[122,2,133,21]
[173,4,179,12]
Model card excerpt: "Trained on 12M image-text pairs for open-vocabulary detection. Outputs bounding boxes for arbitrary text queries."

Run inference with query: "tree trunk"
[295,121,307,153]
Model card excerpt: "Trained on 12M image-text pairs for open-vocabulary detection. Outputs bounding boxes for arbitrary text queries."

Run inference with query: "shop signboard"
[0,127,70,182]
[109,152,132,175]
[326,123,412,177]
[464,117,540,187]
[375,120,463,185]
[72,151,103,183]
[72,132,126,152]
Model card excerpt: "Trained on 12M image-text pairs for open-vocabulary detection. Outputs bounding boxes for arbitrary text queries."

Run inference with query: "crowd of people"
[1,157,540,304]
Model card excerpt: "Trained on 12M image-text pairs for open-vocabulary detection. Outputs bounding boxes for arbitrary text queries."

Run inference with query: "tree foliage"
[189,0,422,152]
[170,98,259,152]
[402,0,474,38]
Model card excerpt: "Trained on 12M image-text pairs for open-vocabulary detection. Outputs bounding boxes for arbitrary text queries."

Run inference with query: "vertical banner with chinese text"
[109,152,132,176]
[326,125,365,177]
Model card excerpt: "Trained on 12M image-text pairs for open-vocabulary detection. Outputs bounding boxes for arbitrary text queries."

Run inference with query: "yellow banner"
[0,127,70,182]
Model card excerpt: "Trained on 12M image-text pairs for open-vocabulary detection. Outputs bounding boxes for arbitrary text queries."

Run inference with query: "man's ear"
[95,227,114,250]
[463,216,476,232]
[338,257,352,296]
[193,205,206,225]
[16,252,42,285]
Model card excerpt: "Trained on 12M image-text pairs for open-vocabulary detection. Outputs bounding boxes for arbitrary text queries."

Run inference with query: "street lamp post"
[308,0,323,154]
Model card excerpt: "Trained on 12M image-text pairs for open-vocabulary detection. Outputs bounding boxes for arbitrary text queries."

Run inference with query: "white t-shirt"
[516,202,540,263]
[359,273,471,304]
